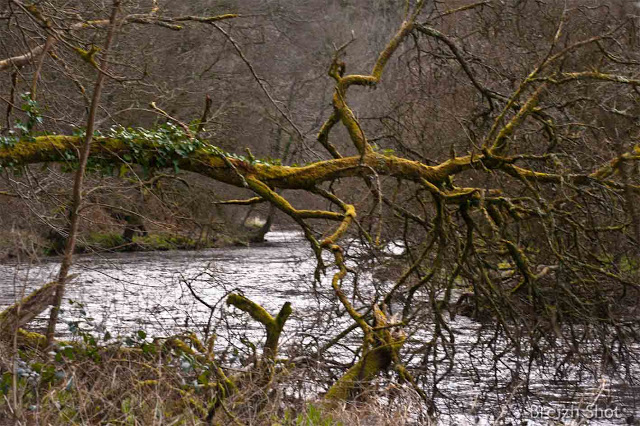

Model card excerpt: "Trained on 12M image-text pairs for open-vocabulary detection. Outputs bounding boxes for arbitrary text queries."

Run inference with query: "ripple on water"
[0,230,636,424]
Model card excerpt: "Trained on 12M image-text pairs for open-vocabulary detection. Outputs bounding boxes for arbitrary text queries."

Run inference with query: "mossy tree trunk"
[324,340,403,401]
[324,304,406,402]
[0,281,57,341]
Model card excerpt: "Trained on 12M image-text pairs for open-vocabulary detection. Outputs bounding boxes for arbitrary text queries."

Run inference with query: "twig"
[212,22,319,159]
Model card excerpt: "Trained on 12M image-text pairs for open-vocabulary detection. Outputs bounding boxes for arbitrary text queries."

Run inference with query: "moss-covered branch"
[226,293,292,363]
[324,341,402,401]
[2,134,637,205]
[324,305,406,401]
[325,0,426,155]
[0,280,59,340]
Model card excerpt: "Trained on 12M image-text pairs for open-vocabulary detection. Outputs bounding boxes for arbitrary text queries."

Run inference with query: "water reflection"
[0,230,636,424]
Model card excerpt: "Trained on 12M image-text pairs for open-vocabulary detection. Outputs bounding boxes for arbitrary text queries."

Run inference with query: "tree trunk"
[324,342,402,401]
[249,204,275,243]
[0,281,57,341]
[45,0,121,346]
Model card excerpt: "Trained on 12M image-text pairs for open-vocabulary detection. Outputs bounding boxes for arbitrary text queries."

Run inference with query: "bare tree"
[0,0,639,422]
[45,0,122,346]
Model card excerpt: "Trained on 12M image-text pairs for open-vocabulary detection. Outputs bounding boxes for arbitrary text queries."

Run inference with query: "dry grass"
[0,334,426,425]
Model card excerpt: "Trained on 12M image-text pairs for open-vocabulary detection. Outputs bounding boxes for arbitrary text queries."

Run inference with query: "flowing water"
[1,230,638,424]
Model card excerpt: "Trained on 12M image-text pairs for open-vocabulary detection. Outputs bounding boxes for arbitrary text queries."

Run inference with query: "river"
[1,230,637,424]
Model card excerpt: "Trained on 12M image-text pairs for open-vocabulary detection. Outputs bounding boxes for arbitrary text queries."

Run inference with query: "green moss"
[16,329,48,348]
[280,403,343,426]
[132,234,198,251]
[83,232,127,250]
[619,255,639,273]
[227,293,292,363]
[42,230,245,256]
[76,232,199,252]
[324,341,401,401]
[0,282,57,339]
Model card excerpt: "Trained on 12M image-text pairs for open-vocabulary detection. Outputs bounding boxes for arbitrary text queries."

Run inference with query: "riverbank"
[0,329,403,425]
[75,231,250,253]
[0,229,254,261]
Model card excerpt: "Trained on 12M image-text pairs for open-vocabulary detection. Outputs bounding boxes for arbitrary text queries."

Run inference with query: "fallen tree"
[1,0,640,421]
[0,281,57,341]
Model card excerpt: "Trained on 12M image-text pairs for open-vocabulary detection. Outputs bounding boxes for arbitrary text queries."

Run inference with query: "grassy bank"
[0,230,250,261]
[75,231,248,254]
[0,331,414,425]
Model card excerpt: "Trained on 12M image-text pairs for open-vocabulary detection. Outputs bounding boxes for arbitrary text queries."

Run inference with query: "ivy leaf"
[14,121,29,133]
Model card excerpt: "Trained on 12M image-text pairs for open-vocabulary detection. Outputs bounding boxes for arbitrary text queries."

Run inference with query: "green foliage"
[83,232,126,250]
[0,322,352,425]
[18,93,43,134]
[132,233,198,250]
[280,404,343,426]
[0,132,18,149]
[123,328,150,348]
[0,93,43,162]
[3,121,286,176]
[79,232,202,252]
[0,371,11,396]
[104,123,207,173]
[63,300,102,361]
[102,123,284,170]
[0,352,66,400]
